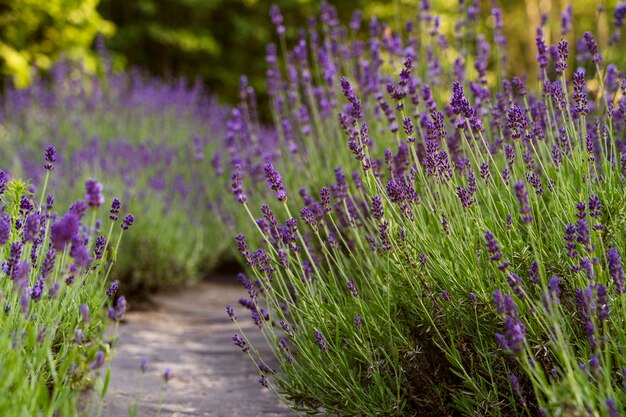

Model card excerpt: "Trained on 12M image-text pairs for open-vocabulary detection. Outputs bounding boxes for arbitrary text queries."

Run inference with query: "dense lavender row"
[0,59,252,291]
[0,148,133,414]
[227,2,626,416]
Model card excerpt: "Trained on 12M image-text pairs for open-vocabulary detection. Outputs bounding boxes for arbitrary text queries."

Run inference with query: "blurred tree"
[99,0,623,106]
[0,0,114,87]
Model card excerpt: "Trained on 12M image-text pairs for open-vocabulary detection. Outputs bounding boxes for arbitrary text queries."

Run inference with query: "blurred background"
[0,0,622,104]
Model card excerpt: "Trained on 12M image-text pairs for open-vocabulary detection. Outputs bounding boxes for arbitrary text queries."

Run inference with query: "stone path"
[96,278,295,417]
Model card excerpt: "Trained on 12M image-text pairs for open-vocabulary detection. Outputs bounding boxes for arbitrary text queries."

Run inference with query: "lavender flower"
[370,196,384,219]
[379,220,392,251]
[46,194,54,211]
[23,212,40,243]
[584,32,602,64]
[44,145,57,170]
[91,351,105,370]
[0,213,10,245]
[109,198,121,221]
[121,214,135,230]
[347,280,359,297]
[80,304,91,323]
[108,296,127,320]
[496,312,526,356]
[514,182,532,224]
[606,399,620,417]
[608,248,625,294]
[535,27,548,70]
[573,70,589,115]
[163,368,172,383]
[314,329,328,351]
[561,5,573,35]
[507,105,529,139]
[101,280,117,298]
[509,374,527,407]
[85,179,105,208]
[51,212,80,251]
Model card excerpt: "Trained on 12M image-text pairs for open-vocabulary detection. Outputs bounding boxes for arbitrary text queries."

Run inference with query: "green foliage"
[0,176,128,414]
[0,0,114,87]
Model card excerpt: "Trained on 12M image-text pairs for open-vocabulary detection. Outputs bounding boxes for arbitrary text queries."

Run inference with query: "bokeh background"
[0,0,622,103]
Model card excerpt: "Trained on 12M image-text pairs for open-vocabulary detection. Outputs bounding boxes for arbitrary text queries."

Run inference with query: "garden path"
[98,278,294,417]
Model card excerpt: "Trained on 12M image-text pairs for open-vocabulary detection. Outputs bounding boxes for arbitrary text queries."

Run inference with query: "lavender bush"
[0,58,236,290]
[228,2,626,416]
[0,146,133,414]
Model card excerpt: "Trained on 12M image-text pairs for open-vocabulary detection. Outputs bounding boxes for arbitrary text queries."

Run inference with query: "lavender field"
[2,1,626,416]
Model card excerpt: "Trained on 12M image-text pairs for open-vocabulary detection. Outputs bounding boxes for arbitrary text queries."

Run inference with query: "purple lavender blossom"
[573,70,589,115]
[23,212,40,243]
[94,235,105,260]
[514,182,532,224]
[80,304,91,323]
[535,27,549,70]
[314,329,328,351]
[347,280,359,297]
[163,368,172,383]
[44,145,57,171]
[583,32,602,64]
[509,374,526,407]
[269,5,285,35]
[108,296,127,320]
[608,248,625,294]
[121,214,135,230]
[379,220,391,251]
[91,351,105,370]
[561,5,573,35]
[85,179,104,208]
[51,212,80,251]
[109,198,121,221]
[0,213,10,245]
[104,281,118,298]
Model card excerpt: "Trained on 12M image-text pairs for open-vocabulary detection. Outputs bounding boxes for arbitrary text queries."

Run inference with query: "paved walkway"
[98,279,294,417]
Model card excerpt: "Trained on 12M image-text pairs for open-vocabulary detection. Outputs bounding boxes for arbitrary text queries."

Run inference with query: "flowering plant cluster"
[0,145,133,415]
[227,2,626,416]
[0,56,239,290]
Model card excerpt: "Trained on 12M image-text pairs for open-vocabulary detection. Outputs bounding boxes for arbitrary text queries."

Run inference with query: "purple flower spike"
[0,213,11,245]
[607,248,625,294]
[561,5,573,35]
[80,304,91,323]
[91,351,105,370]
[535,27,549,70]
[109,198,121,221]
[51,212,80,251]
[583,32,602,64]
[347,281,359,297]
[269,5,285,35]
[23,212,40,243]
[140,357,149,373]
[371,196,384,219]
[507,105,529,139]
[85,179,105,208]
[121,214,135,231]
[573,70,589,115]
[232,334,249,352]
[106,281,119,297]
[514,182,532,224]
[163,368,172,383]
[44,145,57,171]
[314,329,328,351]
[606,399,619,417]
[108,296,127,321]
[509,374,527,407]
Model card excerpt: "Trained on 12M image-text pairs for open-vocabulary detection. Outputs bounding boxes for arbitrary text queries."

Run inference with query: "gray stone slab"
[92,280,296,417]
